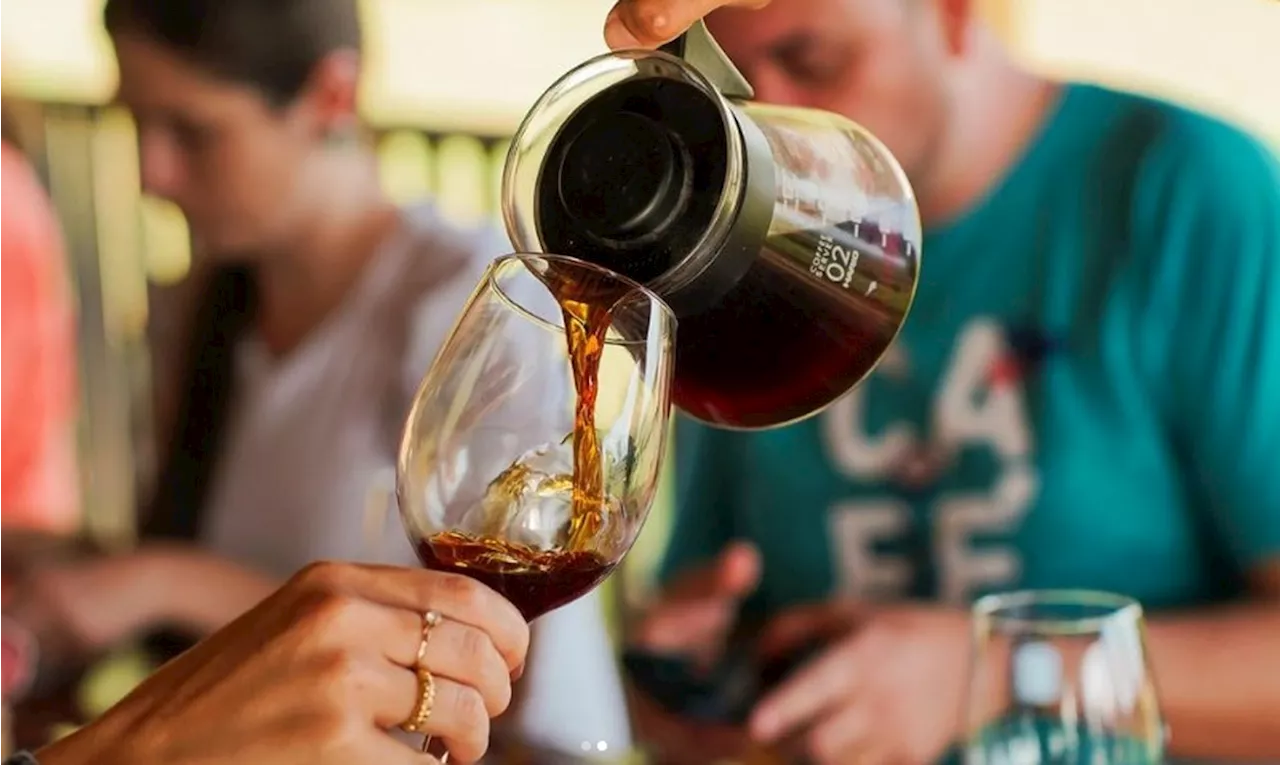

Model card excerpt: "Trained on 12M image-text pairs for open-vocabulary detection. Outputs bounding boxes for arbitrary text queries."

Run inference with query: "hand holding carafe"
[603,0,773,49]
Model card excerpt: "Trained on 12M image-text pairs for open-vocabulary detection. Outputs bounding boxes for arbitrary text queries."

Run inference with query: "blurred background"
[4,0,1279,588]
[2,0,1279,755]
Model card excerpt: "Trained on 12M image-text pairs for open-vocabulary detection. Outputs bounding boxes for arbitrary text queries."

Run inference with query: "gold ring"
[415,610,442,664]
[401,610,443,733]
[402,667,437,733]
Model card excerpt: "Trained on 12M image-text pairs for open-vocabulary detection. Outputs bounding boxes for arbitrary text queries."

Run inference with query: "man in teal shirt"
[610,0,1280,762]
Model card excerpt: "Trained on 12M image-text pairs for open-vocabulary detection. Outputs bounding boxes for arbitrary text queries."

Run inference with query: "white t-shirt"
[199,204,633,754]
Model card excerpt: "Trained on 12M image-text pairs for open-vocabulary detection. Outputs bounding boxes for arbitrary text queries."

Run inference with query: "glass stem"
[422,734,449,762]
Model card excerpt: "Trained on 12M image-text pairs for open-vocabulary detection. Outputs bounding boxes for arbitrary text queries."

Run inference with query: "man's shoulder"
[385,205,512,402]
[1074,83,1279,210]
[397,203,510,285]
[1053,85,1279,302]
[1079,88,1280,397]
[372,203,510,324]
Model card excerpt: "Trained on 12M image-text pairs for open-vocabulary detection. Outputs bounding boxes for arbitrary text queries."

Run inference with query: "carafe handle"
[659,19,754,101]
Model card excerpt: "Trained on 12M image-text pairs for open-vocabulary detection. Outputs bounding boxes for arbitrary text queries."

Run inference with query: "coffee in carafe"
[503,21,921,429]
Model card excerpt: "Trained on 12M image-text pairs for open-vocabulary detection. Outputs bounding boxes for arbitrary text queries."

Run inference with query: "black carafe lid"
[534,76,730,286]
[555,111,688,244]
[530,22,777,316]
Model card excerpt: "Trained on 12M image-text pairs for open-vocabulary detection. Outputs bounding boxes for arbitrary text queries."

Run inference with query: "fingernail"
[604,7,642,49]
[512,662,525,681]
[647,13,671,40]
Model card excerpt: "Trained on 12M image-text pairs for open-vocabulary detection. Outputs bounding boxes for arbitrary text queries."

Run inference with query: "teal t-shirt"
[663,84,1280,614]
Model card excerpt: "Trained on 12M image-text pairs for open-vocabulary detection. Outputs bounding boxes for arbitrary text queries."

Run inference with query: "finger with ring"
[407,611,511,716]
[401,675,491,763]
[401,666,438,733]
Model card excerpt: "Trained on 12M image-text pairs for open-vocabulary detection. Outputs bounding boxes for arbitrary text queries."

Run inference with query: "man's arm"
[1145,571,1280,760]
[1135,115,1280,760]
[657,415,740,585]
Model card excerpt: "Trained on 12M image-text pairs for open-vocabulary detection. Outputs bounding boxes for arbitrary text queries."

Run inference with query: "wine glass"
[396,253,676,753]
[963,590,1166,765]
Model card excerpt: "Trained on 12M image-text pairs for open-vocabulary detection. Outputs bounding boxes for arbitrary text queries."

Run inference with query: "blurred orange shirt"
[1,142,79,532]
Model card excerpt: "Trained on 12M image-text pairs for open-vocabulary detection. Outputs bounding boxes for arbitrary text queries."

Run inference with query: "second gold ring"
[402,609,443,733]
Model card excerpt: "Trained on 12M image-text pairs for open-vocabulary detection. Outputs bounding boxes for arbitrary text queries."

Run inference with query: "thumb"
[710,541,762,600]
[665,540,761,602]
[633,542,761,652]
[603,0,774,50]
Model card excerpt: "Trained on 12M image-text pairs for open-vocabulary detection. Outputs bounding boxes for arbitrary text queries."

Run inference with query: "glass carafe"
[503,22,922,429]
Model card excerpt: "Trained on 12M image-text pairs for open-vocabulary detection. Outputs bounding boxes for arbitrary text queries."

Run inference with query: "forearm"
[1146,603,1280,760]
[146,546,279,635]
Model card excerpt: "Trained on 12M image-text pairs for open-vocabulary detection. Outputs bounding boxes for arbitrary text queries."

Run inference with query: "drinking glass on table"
[396,253,676,757]
[964,590,1166,765]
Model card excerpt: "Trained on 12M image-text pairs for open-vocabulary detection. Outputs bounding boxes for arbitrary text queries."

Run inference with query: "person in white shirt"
[5,0,671,754]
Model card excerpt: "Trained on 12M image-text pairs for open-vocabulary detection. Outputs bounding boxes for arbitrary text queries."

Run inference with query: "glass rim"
[486,253,677,344]
[972,589,1144,636]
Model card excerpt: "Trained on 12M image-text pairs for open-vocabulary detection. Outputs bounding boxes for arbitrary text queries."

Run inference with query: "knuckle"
[299,591,358,634]
[455,684,488,729]
[295,560,347,592]
[502,619,531,668]
[315,648,362,689]
[430,571,483,613]
[487,675,514,717]
[458,624,491,668]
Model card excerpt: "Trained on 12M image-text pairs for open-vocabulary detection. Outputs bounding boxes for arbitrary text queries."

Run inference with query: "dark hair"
[103,0,361,106]
[140,265,256,660]
[143,266,257,542]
